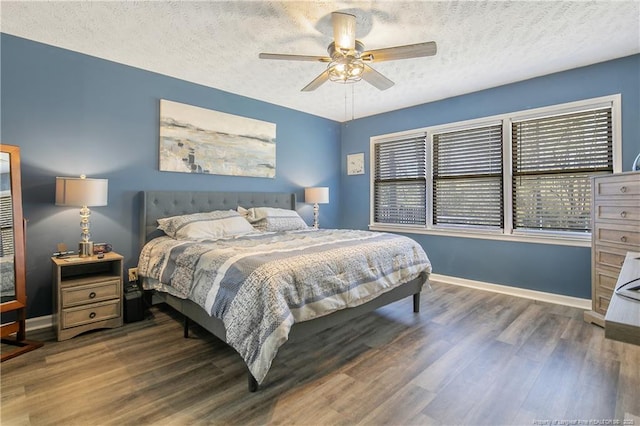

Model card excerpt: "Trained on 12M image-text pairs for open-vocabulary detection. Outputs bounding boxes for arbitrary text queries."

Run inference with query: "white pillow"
[157,210,255,240]
[238,206,308,232]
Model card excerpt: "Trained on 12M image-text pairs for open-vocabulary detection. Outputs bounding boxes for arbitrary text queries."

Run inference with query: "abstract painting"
[159,99,276,178]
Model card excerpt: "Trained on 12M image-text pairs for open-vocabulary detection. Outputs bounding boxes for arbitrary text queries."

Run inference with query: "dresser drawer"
[594,290,611,315]
[594,245,630,270]
[594,175,640,198]
[593,268,620,315]
[61,279,120,308]
[593,203,640,223]
[593,223,640,248]
[62,299,121,329]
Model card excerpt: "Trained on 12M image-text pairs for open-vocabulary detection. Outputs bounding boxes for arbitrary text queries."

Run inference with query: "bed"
[137,190,432,391]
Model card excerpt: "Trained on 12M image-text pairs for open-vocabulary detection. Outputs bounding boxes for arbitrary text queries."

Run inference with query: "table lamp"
[305,187,329,229]
[55,175,108,257]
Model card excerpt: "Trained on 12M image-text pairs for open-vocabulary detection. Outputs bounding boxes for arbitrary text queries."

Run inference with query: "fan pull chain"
[352,84,355,121]
[344,86,348,122]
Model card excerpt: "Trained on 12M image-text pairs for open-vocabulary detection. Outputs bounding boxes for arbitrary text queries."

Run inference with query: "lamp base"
[313,203,320,229]
[78,241,94,258]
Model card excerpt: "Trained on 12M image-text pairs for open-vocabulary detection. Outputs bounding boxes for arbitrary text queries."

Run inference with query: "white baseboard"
[17,275,590,332]
[26,315,52,332]
[429,273,592,310]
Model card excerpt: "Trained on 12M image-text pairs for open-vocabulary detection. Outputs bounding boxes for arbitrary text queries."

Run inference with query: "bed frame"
[139,190,428,391]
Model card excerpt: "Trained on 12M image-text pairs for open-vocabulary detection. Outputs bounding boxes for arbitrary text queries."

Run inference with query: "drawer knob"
[620,211,627,218]
[620,236,627,243]
[89,292,96,299]
[89,312,96,319]
[620,186,627,193]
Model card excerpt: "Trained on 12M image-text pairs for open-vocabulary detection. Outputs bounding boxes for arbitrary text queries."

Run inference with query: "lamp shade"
[55,176,108,207]
[305,187,329,204]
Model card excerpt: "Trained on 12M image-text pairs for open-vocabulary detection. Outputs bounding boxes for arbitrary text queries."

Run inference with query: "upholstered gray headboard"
[139,191,296,249]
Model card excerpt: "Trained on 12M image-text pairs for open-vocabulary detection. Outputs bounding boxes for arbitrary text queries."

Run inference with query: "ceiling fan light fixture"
[328,59,364,83]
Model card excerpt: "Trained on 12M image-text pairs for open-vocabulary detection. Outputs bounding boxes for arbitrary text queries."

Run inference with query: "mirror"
[1,151,16,302]
[0,144,42,361]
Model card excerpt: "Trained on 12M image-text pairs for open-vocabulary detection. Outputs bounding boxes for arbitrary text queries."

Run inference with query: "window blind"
[512,107,613,232]
[433,125,503,227]
[374,135,427,225]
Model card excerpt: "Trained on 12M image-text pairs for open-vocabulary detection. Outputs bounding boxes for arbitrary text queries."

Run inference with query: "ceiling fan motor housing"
[328,40,365,59]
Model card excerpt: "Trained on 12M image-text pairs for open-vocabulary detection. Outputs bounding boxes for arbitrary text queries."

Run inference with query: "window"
[433,124,503,228]
[370,95,620,245]
[373,134,427,226]
[511,108,613,233]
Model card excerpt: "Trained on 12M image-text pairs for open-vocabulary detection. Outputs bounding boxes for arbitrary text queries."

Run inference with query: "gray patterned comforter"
[138,229,432,384]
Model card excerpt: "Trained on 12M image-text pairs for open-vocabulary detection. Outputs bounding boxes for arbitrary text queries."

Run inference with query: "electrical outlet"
[128,267,138,282]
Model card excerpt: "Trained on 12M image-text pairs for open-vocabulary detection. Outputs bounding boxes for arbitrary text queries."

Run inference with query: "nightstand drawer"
[62,300,121,329]
[61,279,120,308]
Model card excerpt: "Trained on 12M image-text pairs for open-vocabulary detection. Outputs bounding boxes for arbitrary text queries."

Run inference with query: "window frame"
[369,94,622,247]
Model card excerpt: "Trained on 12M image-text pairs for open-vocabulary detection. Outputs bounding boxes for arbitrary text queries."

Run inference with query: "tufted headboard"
[139,190,296,249]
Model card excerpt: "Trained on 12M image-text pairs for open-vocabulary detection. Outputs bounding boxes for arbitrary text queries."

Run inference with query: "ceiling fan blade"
[361,64,394,91]
[332,12,356,51]
[259,53,331,63]
[301,69,331,92]
[361,41,437,62]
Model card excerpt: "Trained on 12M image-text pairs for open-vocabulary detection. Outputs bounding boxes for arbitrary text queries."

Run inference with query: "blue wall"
[1,34,342,318]
[2,32,639,319]
[340,54,640,299]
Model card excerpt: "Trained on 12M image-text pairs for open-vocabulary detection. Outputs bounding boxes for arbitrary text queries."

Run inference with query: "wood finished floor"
[1,282,639,426]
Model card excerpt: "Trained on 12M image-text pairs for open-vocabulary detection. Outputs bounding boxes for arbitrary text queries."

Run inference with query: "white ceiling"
[2,1,639,122]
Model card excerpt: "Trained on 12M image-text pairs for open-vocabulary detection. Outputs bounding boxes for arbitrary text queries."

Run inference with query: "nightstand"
[51,252,123,341]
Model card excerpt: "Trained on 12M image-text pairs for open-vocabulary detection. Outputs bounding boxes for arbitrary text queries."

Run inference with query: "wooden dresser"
[584,171,640,326]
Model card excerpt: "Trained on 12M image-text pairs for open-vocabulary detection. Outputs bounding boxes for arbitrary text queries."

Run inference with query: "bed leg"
[413,293,420,313]
[183,316,189,338]
[248,372,258,392]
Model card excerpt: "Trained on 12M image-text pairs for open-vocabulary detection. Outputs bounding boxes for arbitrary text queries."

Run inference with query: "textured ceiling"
[2,1,639,122]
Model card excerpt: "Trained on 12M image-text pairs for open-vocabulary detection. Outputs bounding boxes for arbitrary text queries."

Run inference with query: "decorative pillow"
[238,206,308,232]
[157,210,255,240]
[237,205,250,218]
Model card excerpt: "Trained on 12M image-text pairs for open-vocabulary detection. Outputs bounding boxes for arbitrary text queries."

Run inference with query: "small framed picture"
[347,153,365,175]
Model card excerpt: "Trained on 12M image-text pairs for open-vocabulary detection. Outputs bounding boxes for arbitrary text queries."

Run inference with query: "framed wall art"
[347,153,365,175]
[159,99,276,178]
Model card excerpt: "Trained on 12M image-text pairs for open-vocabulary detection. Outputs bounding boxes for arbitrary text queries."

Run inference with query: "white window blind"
[432,125,503,227]
[511,107,613,232]
[374,135,427,225]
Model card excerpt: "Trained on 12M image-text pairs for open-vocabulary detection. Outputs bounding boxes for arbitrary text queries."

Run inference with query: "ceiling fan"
[259,12,437,92]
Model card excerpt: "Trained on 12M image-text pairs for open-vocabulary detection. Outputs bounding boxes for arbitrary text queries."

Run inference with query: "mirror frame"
[0,144,26,314]
[1,144,42,361]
